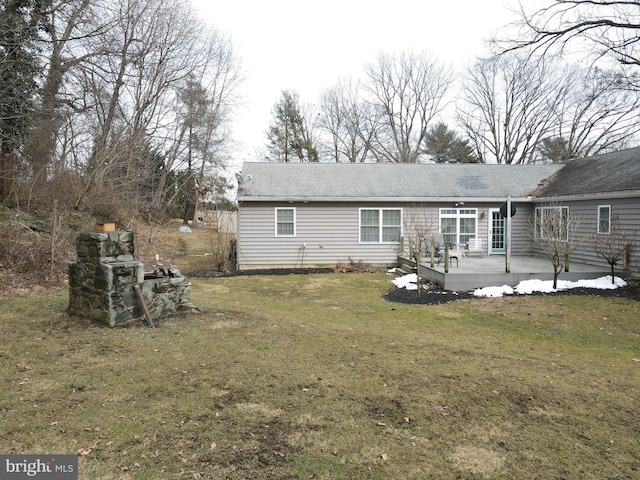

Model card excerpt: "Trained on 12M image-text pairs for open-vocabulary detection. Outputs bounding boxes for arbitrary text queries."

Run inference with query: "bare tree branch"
[497,1,640,68]
[457,53,564,163]
[363,51,452,163]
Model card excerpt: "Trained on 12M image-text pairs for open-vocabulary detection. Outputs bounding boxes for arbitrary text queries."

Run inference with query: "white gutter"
[237,196,536,203]
[533,190,640,202]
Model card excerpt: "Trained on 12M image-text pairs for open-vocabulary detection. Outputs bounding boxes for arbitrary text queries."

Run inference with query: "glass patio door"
[490,209,506,254]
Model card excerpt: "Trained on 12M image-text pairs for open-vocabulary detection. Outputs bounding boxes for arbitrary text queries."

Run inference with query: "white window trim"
[535,206,570,242]
[359,208,403,244]
[275,207,296,237]
[438,208,478,246]
[597,205,611,235]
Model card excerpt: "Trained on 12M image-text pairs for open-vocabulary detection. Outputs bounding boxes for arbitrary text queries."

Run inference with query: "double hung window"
[535,206,569,241]
[597,205,611,234]
[275,208,296,237]
[439,208,477,246]
[360,208,402,243]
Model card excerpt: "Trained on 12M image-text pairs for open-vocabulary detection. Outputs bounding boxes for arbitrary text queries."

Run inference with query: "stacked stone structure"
[68,230,195,326]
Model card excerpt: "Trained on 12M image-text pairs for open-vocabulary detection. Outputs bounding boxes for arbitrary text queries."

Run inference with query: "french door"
[490,209,506,254]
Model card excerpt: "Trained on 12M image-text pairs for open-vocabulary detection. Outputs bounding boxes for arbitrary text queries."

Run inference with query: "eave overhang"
[237,196,536,203]
[533,189,640,203]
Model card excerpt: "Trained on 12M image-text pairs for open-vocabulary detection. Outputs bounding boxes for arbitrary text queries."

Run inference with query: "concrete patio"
[404,255,610,291]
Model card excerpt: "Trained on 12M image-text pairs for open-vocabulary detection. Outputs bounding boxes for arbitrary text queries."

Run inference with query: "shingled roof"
[237,162,563,202]
[536,147,640,198]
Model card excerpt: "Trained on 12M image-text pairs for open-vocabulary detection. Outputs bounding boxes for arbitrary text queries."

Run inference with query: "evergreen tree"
[0,0,47,199]
[266,90,318,162]
[423,123,480,163]
[538,136,574,163]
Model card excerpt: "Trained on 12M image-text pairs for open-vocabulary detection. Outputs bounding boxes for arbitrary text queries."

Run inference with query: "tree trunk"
[0,144,14,202]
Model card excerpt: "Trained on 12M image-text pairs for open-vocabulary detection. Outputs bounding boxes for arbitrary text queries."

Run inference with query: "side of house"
[235,149,640,278]
[237,201,400,269]
[531,148,640,278]
[235,162,562,270]
[237,200,544,270]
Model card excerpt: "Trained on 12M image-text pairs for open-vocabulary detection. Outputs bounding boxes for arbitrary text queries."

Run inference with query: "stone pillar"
[68,231,144,326]
[69,230,196,327]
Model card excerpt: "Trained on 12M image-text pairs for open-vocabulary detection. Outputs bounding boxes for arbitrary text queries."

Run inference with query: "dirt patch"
[362,395,408,426]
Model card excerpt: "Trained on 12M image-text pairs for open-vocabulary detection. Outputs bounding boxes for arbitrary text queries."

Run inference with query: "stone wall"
[68,231,195,326]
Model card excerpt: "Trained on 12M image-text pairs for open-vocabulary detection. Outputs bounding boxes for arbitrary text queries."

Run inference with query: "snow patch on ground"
[392,273,419,290]
[391,273,627,297]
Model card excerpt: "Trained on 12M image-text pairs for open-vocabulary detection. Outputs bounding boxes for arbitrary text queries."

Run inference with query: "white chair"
[466,238,484,256]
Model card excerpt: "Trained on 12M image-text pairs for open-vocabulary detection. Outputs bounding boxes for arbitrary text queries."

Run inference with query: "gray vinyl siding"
[237,201,404,269]
[530,198,640,277]
[235,158,640,277]
[510,203,535,255]
[237,201,529,270]
[408,202,530,256]
[239,197,640,276]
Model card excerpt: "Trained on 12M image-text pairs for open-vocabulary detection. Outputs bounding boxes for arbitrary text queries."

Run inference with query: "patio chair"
[466,238,484,257]
[445,243,460,267]
[426,244,458,268]
[425,244,442,264]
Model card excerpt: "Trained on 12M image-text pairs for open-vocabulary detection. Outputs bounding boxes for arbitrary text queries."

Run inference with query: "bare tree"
[541,64,640,161]
[403,207,437,295]
[1,0,241,220]
[498,1,640,70]
[24,0,104,185]
[532,203,580,289]
[457,52,563,164]
[59,0,241,218]
[363,51,452,163]
[594,215,636,282]
[318,82,347,162]
[299,101,321,163]
[151,29,240,218]
[318,78,374,163]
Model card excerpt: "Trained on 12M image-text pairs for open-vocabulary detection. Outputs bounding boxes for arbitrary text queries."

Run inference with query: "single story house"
[235,147,640,278]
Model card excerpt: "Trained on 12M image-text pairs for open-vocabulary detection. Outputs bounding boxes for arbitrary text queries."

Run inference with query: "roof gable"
[537,147,640,198]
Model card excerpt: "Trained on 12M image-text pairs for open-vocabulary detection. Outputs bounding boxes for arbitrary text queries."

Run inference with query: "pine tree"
[266,90,318,162]
[423,123,479,163]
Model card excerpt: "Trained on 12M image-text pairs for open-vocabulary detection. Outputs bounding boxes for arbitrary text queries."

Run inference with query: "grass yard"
[0,231,639,479]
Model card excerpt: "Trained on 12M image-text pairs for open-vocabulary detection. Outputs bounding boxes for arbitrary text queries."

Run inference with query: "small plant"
[334,258,373,273]
[531,203,580,289]
[403,207,437,295]
[208,210,236,272]
[593,216,635,282]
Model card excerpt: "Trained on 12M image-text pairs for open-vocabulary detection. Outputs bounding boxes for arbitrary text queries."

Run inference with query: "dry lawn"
[0,228,639,479]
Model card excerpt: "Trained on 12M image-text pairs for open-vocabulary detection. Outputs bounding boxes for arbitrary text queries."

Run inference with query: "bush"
[334,258,374,273]
[0,218,75,290]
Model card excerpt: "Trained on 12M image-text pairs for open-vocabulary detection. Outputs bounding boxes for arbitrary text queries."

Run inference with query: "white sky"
[191,0,518,169]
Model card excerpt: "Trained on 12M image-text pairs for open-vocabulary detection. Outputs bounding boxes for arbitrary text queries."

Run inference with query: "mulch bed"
[383,280,640,305]
[187,267,335,278]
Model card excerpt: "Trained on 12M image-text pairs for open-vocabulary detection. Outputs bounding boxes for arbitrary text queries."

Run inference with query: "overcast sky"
[191,0,518,168]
